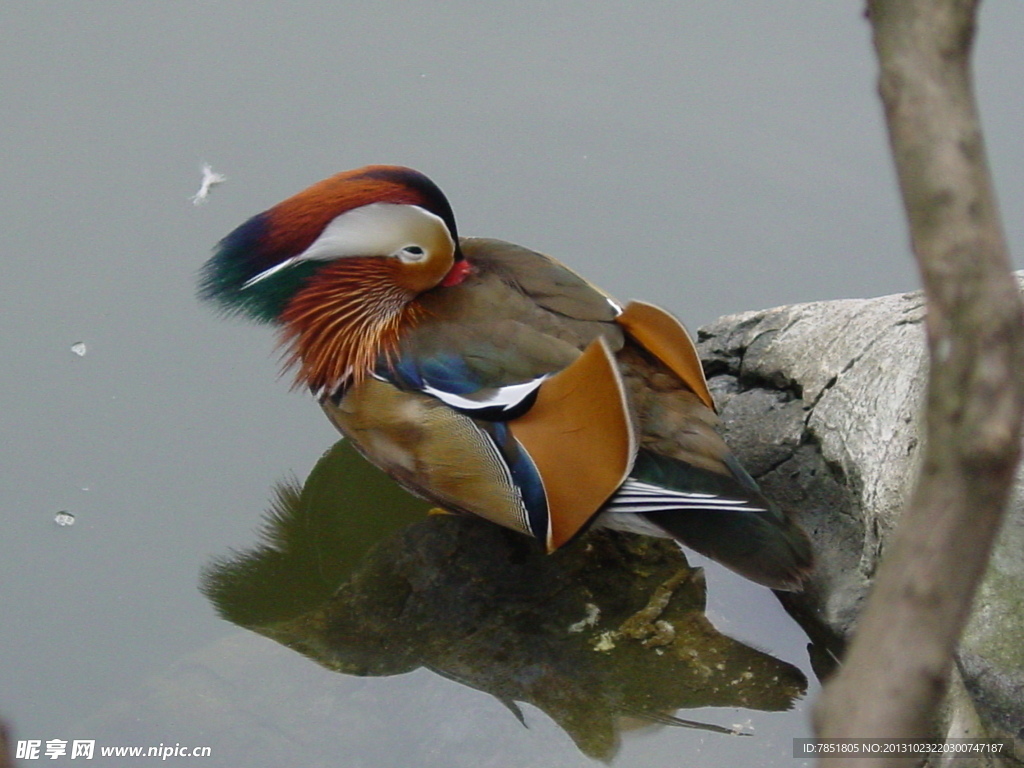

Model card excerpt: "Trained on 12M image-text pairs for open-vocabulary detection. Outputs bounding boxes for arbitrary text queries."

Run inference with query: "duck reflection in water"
[203,441,807,762]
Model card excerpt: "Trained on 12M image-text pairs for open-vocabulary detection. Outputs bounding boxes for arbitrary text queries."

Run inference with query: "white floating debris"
[54,511,76,527]
[70,342,87,357]
[731,719,754,735]
[191,163,227,205]
[568,602,601,633]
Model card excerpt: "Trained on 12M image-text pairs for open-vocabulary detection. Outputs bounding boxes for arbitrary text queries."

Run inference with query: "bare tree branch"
[813,1,1024,765]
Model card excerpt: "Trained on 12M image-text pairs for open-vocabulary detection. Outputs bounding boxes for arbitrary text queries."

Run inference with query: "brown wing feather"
[510,338,637,551]
[615,301,716,412]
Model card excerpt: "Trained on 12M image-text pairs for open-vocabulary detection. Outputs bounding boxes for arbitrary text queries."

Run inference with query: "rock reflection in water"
[203,441,806,761]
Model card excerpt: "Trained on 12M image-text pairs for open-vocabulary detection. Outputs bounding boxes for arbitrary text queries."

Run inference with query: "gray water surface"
[3,3,1023,766]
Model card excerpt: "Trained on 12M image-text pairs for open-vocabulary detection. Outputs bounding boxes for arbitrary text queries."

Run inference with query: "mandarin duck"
[200,165,812,590]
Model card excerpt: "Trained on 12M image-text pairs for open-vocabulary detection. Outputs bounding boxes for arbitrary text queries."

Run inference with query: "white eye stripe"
[242,257,297,288]
[295,203,450,262]
[241,203,453,288]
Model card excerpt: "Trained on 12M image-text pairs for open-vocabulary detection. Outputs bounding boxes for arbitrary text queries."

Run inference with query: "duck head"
[200,165,471,395]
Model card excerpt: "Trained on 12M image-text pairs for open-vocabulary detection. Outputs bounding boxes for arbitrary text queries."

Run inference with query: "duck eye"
[397,244,427,263]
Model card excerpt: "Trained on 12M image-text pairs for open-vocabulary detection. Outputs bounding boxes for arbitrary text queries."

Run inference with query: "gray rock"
[698,280,1024,754]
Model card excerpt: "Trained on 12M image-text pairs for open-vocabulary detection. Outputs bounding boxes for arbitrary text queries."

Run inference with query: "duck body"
[201,166,812,590]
